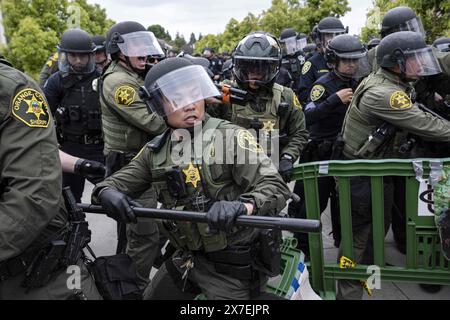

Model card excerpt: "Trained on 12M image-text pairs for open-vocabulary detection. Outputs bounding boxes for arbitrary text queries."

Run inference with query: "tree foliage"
[194,0,350,54]
[147,24,173,43]
[1,0,114,79]
[360,0,450,43]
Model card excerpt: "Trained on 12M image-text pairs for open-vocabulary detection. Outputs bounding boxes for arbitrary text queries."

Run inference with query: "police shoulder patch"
[389,91,412,110]
[310,84,325,102]
[115,85,137,106]
[302,61,312,75]
[237,129,263,154]
[293,94,302,110]
[12,88,50,128]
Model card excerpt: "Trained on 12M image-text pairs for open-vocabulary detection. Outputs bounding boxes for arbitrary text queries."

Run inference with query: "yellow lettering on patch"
[302,61,312,75]
[12,88,50,128]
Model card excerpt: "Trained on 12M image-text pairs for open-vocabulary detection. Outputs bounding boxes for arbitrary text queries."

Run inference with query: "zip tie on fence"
[319,161,329,175]
[429,160,443,187]
[413,160,425,183]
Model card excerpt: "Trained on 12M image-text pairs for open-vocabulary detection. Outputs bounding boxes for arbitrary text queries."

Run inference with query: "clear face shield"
[403,46,442,79]
[435,43,450,53]
[390,17,426,38]
[117,31,164,57]
[142,65,220,117]
[335,51,370,79]
[58,51,96,74]
[233,56,280,86]
[319,30,346,47]
[280,36,298,55]
[296,37,308,52]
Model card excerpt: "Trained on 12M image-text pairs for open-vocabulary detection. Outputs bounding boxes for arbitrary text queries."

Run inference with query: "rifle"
[78,204,322,234]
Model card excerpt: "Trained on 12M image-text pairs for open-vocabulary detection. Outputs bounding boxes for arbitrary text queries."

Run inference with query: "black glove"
[98,188,138,224]
[278,155,294,183]
[206,201,247,233]
[74,159,106,184]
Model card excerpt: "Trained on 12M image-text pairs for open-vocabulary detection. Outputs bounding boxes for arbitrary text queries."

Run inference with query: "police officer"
[92,35,109,72]
[289,34,369,255]
[44,29,104,203]
[367,38,380,51]
[0,56,101,300]
[276,28,305,89]
[202,47,222,81]
[39,51,59,87]
[92,57,291,300]
[296,17,347,105]
[338,31,450,300]
[433,37,450,53]
[208,31,308,183]
[100,21,166,289]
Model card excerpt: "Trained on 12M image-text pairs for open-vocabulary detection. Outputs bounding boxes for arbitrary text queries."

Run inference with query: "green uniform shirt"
[93,115,291,250]
[342,68,450,159]
[0,60,67,261]
[39,52,59,87]
[208,82,308,161]
[100,61,166,156]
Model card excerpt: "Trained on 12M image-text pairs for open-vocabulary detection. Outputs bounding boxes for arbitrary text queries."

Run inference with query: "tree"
[189,32,197,45]
[147,24,172,43]
[193,0,351,54]
[360,0,450,43]
[1,0,114,79]
[173,32,187,51]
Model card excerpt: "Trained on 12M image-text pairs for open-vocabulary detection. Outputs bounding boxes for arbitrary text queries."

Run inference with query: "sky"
[87,0,374,39]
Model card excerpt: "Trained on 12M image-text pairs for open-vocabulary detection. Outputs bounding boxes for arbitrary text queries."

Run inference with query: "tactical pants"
[125,187,160,289]
[336,176,393,300]
[60,141,105,202]
[143,250,268,300]
[0,260,102,300]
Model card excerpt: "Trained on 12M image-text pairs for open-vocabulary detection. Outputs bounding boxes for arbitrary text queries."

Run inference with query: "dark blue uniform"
[276,55,305,90]
[296,52,330,106]
[44,71,104,202]
[289,71,358,255]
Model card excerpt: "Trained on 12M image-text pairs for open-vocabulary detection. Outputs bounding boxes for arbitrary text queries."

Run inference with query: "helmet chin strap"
[120,56,149,78]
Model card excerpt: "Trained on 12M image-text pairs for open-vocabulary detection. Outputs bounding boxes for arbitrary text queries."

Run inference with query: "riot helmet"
[377,31,442,80]
[433,37,450,53]
[140,57,220,119]
[325,34,369,79]
[367,38,380,50]
[313,17,347,49]
[296,33,308,52]
[279,28,298,56]
[57,29,96,75]
[380,6,425,39]
[232,31,282,90]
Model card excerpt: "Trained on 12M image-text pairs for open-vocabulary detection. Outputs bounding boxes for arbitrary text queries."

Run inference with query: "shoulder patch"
[310,84,326,102]
[389,91,412,110]
[237,130,263,154]
[302,61,312,75]
[293,94,302,110]
[12,88,50,128]
[115,85,136,106]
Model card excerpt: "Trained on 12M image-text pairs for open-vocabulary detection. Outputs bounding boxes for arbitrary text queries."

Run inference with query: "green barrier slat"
[371,176,385,267]
[323,265,450,285]
[337,177,353,259]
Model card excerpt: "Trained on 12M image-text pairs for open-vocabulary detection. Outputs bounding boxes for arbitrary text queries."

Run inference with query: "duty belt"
[64,133,103,145]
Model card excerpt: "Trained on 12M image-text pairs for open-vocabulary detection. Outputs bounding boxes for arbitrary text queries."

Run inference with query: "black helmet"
[377,31,441,79]
[140,57,220,118]
[106,21,163,57]
[57,29,95,53]
[433,37,450,52]
[57,29,96,74]
[279,28,299,56]
[325,34,369,79]
[367,38,381,50]
[92,35,106,53]
[380,6,425,38]
[314,17,347,48]
[232,31,282,90]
